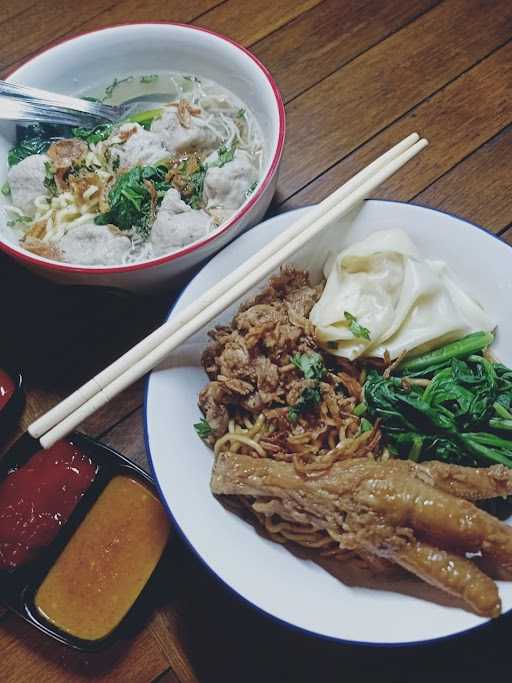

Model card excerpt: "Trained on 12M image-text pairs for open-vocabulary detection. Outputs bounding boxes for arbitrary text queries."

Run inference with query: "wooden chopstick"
[31,134,428,448]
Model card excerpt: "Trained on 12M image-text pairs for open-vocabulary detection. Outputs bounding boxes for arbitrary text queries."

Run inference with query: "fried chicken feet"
[211,455,512,617]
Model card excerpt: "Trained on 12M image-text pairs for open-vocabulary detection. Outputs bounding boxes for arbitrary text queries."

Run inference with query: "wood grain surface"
[1,1,512,681]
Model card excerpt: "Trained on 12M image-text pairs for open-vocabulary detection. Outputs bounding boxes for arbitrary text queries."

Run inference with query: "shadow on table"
[0,253,174,391]
[157,532,512,683]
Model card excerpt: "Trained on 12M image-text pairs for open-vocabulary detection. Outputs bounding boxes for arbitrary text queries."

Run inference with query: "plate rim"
[144,198,512,647]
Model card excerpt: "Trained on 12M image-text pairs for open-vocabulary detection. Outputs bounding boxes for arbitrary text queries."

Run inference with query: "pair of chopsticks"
[29,133,428,449]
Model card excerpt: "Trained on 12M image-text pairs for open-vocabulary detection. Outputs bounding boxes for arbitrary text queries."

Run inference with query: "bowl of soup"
[0,23,285,291]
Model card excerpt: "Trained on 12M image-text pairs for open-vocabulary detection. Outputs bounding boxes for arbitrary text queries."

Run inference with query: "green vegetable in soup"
[72,107,164,144]
[170,157,208,210]
[140,74,159,84]
[185,166,207,210]
[215,145,236,168]
[245,181,258,199]
[7,124,54,166]
[94,164,171,238]
[43,161,57,196]
[103,76,134,100]
[72,122,114,145]
[7,214,32,227]
[125,108,163,129]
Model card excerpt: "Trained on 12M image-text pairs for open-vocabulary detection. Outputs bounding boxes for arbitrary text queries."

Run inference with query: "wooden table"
[2,1,512,680]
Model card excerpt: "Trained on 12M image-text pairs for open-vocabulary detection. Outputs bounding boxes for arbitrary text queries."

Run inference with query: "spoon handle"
[0,98,101,127]
[0,80,119,122]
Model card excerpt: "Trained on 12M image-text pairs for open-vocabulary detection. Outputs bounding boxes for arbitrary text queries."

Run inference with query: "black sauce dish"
[0,432,171,652]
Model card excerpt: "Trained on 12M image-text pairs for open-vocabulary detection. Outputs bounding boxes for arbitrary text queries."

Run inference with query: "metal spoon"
[0,80,167,126]
[0,98,103,127]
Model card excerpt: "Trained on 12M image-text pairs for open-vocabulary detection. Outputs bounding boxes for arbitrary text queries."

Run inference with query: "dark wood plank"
[3,0,324,78]
[81,380,146,439]
[281,40,512,213]
[99,406,148,470]
[149,610,199,683]
[6,354,147,451]
[0,614,170,683]
[277,0,512,201]
[76,0,225,34]
[154,668,181,683]
[0,0,228,76]
[0,1,39,25]
[194,0,324,46]
[414,125,512,233]
[501,228,512,245]
[0,0,117,72]
[0,247,172,447]
[252,0,440,102]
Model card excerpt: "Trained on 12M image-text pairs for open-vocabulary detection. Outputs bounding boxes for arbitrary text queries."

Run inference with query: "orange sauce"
[35,475,170,641]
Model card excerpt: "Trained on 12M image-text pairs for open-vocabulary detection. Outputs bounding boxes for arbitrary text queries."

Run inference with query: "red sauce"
[0,440,96,571]
[0,368,14,411]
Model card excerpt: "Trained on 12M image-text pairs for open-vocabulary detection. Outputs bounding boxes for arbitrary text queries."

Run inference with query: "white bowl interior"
[0,24,282,267]
[146,200,512,645]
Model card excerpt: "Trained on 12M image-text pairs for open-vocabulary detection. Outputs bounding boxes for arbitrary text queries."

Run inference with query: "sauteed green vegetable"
[364,331,512,468]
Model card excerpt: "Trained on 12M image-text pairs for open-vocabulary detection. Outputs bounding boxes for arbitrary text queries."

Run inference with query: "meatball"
[151,107,219,156]
[151,188,211,256]
[7,154,49,216]
[203,149,256,210]
[110,123,167,169]
[58,223,131,266]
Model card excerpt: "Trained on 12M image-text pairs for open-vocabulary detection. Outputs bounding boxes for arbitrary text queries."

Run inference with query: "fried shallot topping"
[47,139,88,191]
[166,98,202,128]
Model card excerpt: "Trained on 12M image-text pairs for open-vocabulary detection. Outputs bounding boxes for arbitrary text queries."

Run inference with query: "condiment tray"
[0,432,169,651]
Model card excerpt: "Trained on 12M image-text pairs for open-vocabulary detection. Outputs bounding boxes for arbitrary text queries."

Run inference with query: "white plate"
[145,199,512,645]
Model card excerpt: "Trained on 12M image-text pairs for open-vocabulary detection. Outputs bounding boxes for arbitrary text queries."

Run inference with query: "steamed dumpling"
[109,123,167,169]
[58,223,131,265]
[151,188,211,256]
[203,149,256,209]
[151,105,219,156]
[310,229,495,360]
[7,154,49,216]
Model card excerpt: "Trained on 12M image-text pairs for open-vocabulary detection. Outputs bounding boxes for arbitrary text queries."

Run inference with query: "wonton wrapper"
[309,229,495,360]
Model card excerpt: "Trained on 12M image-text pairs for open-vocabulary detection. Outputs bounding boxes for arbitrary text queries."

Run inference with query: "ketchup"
[0,440,96,571]
[0,369,14,411]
